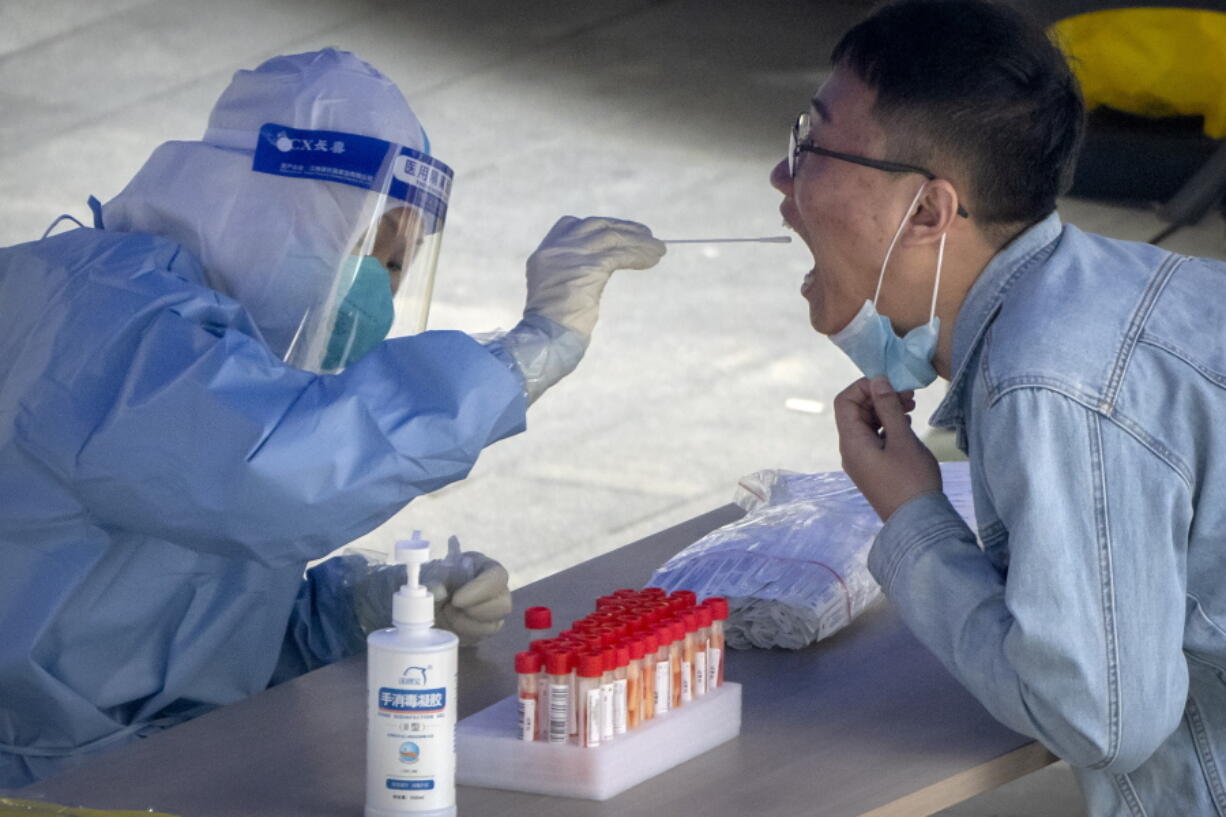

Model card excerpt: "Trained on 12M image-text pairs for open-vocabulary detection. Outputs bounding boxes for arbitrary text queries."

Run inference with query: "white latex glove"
[422,536,512,646]
[523,215,666,338]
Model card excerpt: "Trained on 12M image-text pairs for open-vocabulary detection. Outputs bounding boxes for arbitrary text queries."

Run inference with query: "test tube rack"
[456,681,741,800]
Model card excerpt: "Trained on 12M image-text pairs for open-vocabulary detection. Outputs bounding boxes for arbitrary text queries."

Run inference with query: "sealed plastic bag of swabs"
[649,462,976,649]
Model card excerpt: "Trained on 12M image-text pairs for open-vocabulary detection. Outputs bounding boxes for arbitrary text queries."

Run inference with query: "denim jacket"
[868,212,1226,816]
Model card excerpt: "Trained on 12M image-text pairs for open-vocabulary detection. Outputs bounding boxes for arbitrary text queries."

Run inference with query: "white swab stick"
[659,236,792,244]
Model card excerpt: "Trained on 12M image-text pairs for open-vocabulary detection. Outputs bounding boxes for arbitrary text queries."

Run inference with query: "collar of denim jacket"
[929,210,1064,429]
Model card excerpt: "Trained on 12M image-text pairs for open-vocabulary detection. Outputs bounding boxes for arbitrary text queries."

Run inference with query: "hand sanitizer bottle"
[365,531,458,817]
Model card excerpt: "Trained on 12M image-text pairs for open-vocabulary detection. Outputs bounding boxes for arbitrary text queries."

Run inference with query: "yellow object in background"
[0,799,181,817]
[1051,8,1226,138]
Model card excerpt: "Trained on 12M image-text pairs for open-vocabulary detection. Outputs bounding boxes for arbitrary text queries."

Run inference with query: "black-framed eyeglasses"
[789,112,970,219]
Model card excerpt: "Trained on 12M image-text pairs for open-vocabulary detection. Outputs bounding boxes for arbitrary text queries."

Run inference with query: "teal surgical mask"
[322,255,395,371]
[829,183,946,392]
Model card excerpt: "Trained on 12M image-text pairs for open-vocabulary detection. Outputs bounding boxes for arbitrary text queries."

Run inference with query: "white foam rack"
[456,682,742,800]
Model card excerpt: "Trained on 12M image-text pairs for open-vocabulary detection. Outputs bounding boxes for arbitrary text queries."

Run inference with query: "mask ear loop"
[928,233,946,328]
[873,182,929,306]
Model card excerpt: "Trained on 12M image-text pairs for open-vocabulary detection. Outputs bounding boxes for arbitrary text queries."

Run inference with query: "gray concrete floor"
[3,1,1223,814]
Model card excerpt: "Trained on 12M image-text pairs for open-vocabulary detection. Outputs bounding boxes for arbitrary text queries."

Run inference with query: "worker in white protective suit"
[0,47,664,788]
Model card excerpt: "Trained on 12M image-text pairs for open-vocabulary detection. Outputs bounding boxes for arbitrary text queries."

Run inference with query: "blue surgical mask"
[829,183,946,392]
[322,255,395,371]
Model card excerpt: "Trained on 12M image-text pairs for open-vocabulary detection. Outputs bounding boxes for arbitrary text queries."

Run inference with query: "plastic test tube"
[695,604,713,697]
[654,624,672,716]
[613,642,630,736]
[530,638,559,733]
[600,647,616,742]
[558,643,584,736]
[705,597,729,687]
[681,611,698,705]
[640,632,657,722]
[577,652,604,748]
[668,619,685,710]
[515,651,542,741]
[544,650,573,744]
[624,638,643,730]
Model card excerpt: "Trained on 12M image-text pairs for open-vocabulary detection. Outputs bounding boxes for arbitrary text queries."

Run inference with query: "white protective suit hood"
[102,48,430,359]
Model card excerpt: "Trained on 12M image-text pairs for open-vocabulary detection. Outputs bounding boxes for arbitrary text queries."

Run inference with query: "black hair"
[831,0,1084,232]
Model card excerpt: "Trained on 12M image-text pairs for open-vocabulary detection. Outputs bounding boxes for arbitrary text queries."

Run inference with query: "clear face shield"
[252,123,454,373]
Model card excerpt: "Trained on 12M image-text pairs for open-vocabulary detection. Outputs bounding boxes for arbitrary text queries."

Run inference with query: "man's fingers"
[869,376,911,440]
[898,389,916,413]
[833,379,883,445]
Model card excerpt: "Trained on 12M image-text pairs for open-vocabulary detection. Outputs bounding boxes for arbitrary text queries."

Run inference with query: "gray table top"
[23,504,1052,817]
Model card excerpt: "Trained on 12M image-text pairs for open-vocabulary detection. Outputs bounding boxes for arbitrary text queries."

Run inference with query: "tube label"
[655,660,670,715]
[568,672,578,735]
[548,682,569,744]
[600,682,614,741]
[366,647,456,813]
[710,647,722,687]
[613,678,628,735]
[681,660,692,704]
[518,697,536,741]
[585,689,602,748]
[695,651,708,696]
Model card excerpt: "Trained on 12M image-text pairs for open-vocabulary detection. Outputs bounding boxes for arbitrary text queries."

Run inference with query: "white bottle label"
[655,659,670,715]
[681,660,692,703]
[695,652,708,696]
[518,697,536,741]
[585,688,602,748]
[600,682,614,741]
[709,647,722,687]
[367,646,456,814]
[613,678,628,734]
[548,682,569,744]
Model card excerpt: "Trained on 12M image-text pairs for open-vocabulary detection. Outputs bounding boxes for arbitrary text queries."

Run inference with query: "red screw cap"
[578,651,605,678]
[515,650,542,674]
[525,606,553,630]
[544,650,575,676]
[670,590,698,609]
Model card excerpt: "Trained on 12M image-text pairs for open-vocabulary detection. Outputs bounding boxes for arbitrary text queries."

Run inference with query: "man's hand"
[833,375,942,520]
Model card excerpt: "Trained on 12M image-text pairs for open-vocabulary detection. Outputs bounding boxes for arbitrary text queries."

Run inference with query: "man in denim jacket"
[772,1,1226,814]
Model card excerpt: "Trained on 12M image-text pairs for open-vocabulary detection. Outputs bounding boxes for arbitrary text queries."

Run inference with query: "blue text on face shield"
[323,256,395,371]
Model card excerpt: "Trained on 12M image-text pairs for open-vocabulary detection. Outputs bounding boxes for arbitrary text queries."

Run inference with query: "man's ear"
[903,179,960,247]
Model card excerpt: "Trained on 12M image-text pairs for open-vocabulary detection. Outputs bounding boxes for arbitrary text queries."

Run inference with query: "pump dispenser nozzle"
[393,530,434,627]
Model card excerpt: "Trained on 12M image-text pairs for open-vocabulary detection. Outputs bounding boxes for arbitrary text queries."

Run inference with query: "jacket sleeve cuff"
[868,490,975,594]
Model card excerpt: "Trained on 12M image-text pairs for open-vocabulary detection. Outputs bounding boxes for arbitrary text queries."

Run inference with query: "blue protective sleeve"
[0,228,528,781]
[47,233,527,565]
